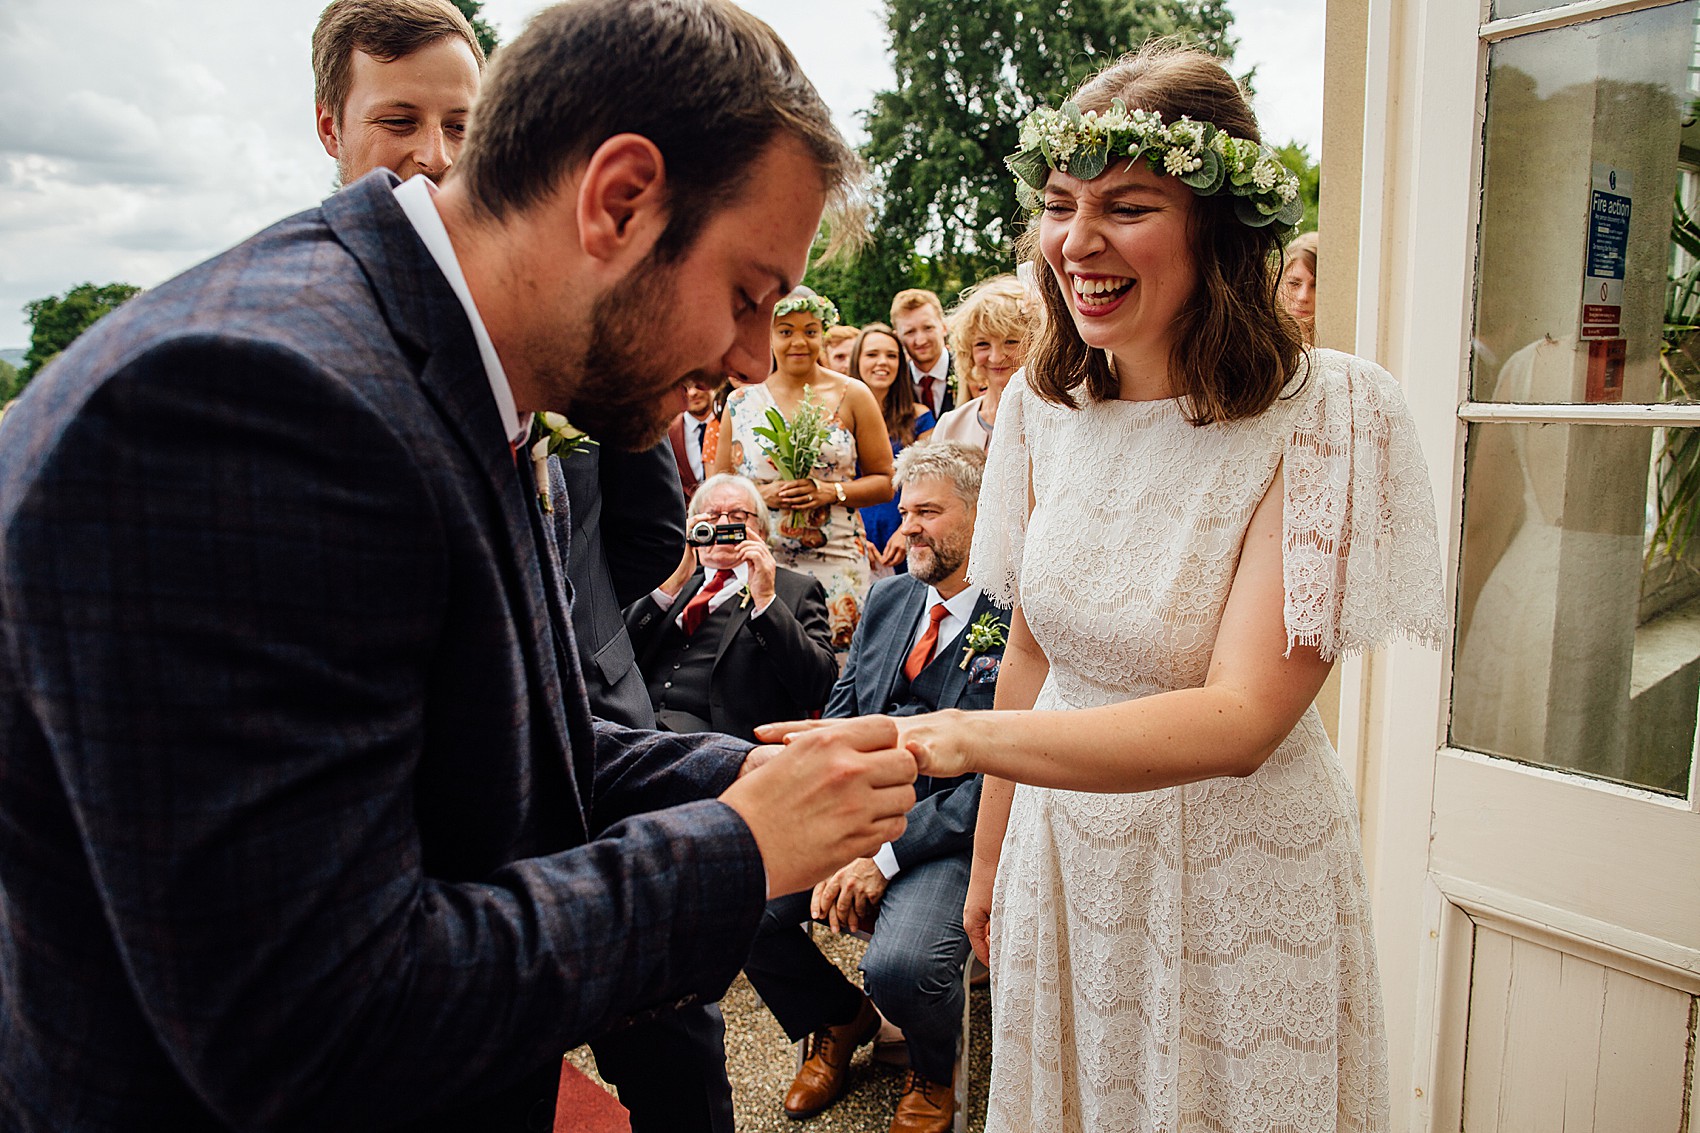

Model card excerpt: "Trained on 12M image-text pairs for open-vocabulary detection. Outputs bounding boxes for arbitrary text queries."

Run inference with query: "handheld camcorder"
[686,521,747,547]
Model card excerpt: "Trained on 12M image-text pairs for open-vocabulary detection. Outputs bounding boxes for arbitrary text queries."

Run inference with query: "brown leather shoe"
[888,1068,955,1133]
[782,995,880,1119]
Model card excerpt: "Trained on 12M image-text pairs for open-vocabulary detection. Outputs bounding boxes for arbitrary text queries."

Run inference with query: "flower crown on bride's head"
[772,292,840,330]
[1006,99,1304,231]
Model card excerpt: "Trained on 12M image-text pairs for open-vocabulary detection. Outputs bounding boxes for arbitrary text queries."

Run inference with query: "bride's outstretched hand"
[757,713,977,779]
[893,709,975,779]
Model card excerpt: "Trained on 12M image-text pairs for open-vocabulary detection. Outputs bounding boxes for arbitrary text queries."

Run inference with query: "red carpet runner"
[553,1059,631,1133]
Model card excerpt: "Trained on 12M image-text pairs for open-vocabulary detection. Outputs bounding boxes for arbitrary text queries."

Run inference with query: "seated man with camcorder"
[624,473,840,740]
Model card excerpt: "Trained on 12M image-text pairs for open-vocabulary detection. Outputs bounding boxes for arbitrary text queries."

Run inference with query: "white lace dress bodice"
[969,349,1445,1132]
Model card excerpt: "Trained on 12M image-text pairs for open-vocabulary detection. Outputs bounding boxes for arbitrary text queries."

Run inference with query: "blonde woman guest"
[716,290,892,649]
[850,322,934,573]
[1280,229,1318,345]
[822,324,860,374]
[767,44,1444,1130]
[933,274,1036,450]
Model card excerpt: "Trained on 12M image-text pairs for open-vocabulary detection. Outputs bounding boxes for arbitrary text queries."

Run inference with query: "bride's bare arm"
[903,466,1332,793]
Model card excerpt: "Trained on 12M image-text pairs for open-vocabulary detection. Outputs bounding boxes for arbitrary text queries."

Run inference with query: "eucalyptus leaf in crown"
[1006,99,1304,231]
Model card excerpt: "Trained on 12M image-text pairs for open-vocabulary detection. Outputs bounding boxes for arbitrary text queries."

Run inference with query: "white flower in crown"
[1163,148,1202,175]
[1252,159,1279,191]
[1166,117,1205,152]
[1096,103,1132,131]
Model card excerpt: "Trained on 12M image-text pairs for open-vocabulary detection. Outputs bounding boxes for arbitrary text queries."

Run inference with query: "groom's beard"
[567,259,694,452]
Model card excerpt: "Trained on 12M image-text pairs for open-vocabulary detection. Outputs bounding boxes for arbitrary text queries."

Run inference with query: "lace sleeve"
[967,370,1031,608]
[1282,351,1447,660]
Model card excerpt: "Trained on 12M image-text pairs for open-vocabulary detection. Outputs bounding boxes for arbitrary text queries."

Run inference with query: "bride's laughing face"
[1039,161,1198,365]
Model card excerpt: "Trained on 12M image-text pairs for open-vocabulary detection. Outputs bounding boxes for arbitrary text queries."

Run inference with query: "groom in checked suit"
[744,442,1002,1133]
[0,3,919,1132]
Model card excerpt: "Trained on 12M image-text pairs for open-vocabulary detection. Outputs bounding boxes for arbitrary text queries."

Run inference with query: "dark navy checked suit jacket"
[824,573,1005,871]
[0,172,765,1132]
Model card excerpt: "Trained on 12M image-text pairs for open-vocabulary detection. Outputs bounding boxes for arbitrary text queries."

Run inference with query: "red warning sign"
[1585,337,1625,403]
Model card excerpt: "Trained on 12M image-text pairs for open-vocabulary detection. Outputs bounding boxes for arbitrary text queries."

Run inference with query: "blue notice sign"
[1588,189,1631,280]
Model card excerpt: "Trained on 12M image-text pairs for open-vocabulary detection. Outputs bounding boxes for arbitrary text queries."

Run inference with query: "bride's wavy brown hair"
[1019,42,1307,424]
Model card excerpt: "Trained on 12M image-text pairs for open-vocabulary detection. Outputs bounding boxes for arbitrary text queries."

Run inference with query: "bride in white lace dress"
[894,46,1446,1131]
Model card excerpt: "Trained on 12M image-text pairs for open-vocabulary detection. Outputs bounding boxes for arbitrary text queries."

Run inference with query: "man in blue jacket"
[0,3,915,1131]
[744,443,1001,1133]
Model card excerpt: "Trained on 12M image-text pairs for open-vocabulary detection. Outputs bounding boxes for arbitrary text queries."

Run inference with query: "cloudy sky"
[0,0,1323,350]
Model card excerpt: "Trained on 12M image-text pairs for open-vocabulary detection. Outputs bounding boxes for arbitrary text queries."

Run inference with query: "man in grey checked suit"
[744,443,1002,1133]
[0,3,917,1131]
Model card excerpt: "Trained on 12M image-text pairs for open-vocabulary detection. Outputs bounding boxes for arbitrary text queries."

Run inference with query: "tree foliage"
[1273,140,1320,235]
[448,0,500,58]
[0,359,17,404]
[817,0,1235,315]
[21,282,143,386]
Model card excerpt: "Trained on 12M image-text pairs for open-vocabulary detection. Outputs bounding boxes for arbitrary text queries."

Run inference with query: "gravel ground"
[566,932,991,1132]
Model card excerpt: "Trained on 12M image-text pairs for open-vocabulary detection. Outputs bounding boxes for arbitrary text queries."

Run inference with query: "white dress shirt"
[684,411,713,481]
[392,175,526,450]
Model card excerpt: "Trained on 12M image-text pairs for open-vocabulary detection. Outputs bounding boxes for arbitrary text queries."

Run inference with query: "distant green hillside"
[0,349,24,370]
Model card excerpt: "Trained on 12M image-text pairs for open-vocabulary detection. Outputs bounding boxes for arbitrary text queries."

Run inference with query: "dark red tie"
[918,375,938,413]
[679,569,736,635]
[903,602,950,681]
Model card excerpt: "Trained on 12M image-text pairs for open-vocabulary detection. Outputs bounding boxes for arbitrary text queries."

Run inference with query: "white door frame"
[1348,0,1700,1127]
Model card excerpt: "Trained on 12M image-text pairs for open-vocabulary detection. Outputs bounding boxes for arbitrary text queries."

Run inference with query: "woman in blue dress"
[849,322,934,578]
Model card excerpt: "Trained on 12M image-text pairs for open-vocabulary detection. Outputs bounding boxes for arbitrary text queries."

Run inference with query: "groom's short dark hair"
[457,0,861,262]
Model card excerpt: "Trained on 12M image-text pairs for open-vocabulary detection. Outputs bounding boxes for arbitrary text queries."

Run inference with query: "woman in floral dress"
[714,290,892,650]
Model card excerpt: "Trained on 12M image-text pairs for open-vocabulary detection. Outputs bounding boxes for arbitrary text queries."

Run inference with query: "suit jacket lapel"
[322,174,587,841]
[870,578,928,713]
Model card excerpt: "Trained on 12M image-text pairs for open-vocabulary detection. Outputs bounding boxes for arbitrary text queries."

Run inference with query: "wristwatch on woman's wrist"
[833,480,847,504]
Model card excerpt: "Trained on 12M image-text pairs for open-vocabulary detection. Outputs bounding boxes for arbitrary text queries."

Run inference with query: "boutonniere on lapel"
[740,586,752,609]
[529,411,596,513]
[960,612,1008,669]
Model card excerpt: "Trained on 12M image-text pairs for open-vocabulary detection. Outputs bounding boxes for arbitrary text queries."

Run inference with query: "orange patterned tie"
[903,603,950,681]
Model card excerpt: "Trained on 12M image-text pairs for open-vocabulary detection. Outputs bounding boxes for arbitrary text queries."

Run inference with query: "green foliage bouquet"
[752,387,833,528]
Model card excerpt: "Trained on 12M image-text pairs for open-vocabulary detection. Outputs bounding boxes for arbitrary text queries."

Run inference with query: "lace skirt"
[986,700,1390,1133]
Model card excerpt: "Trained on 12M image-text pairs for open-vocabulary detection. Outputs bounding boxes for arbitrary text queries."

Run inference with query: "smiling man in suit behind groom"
[744,442,1001,1133]
[0,2,916,1131]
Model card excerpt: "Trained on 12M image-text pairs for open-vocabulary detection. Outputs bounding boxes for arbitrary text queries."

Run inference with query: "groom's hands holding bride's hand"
[757,709,979,780]
[722,717,916,899]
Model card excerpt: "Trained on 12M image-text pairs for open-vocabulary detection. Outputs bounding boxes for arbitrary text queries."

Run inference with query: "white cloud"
[0,0,1319,348]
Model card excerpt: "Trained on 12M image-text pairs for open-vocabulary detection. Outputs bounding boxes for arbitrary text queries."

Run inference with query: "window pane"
[1473,3,1699,405]
[1452,421,1697,796]
[1492,0,1568,19]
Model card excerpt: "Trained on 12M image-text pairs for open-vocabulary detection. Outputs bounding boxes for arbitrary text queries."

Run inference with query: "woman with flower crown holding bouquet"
[715,289,893,650]
[787,45,1448,1131]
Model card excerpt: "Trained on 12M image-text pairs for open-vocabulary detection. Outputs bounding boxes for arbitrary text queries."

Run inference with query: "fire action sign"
[1582,163,1630,402]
